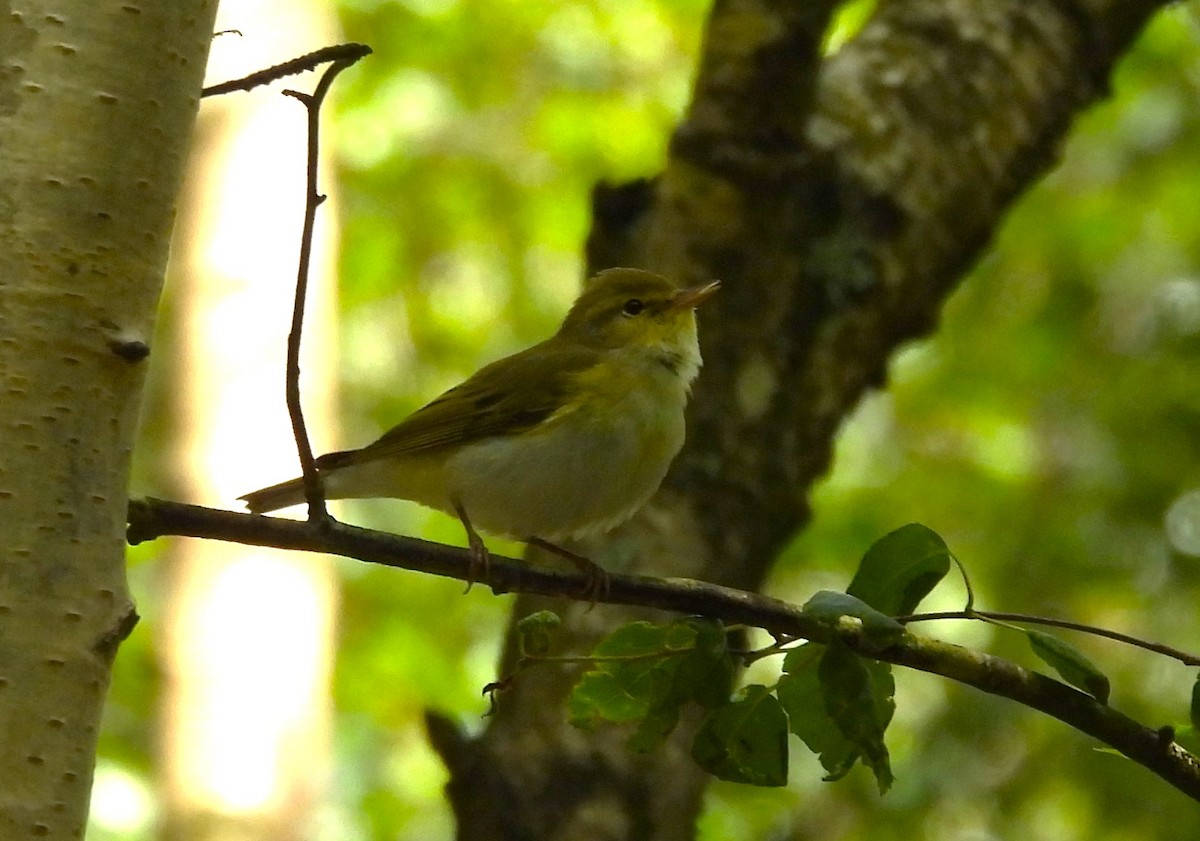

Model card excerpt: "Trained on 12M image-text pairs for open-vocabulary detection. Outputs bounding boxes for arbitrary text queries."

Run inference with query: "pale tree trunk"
[157,3,340,839]
[434,1,1175,839]
[0,2,218,838]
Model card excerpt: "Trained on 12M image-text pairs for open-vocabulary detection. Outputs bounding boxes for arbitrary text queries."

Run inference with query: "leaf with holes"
[692,684,789,787]
[569,618,733,753]
[818,639,895,793]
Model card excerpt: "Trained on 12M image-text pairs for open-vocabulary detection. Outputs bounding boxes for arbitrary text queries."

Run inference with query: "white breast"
[445,359,689,541]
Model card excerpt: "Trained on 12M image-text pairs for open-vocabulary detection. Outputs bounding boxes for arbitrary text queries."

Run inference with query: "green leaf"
[570,666,654,728]
[778,645,861,781]
[1191,673,1200,730]
[629,619,733,753]
[569,619,733,753]
[692,685,789,787]
[1026,630,1111,704]
[515,610,561,657]
[1175,725,1200,756]
[778,642,895,793]
[670,618,735,711]
[801,590,905,649]
[569,621,689,728]
[627,703,685,754]
[847,524,951,615]
[817,640,895,793]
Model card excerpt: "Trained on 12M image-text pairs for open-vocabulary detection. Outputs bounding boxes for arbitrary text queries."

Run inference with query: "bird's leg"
[453,500,489,593]
[525,536,611,604]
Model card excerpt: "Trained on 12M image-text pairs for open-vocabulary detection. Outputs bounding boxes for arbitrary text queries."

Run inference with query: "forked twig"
[202,43,371,98]
[278,50,370,520]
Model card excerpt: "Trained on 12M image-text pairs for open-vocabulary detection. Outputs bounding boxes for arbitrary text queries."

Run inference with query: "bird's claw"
[463,533,491,594]
[527,536,610,608]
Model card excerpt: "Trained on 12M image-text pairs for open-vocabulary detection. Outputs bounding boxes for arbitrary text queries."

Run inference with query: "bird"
[240,267,719,587]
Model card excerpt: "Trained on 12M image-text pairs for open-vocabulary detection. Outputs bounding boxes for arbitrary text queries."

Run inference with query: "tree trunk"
[0,3,217,836]
[436,1,1171,838]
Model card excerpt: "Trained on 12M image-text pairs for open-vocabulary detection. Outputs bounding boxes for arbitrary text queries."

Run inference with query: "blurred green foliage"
[104,1,1200,840]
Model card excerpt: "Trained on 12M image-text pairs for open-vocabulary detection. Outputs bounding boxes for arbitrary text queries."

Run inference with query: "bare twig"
[202,43,371,98]
[126,496,1200,802]
[276,49,369,521]
[898,610,1200,668]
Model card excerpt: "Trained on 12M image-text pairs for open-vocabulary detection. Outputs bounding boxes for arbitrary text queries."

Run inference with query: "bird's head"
[558,268,720,379]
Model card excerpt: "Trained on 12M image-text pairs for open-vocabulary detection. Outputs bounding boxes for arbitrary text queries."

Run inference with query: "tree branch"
[201,43,372,98]
[126,496,1200,801]
[278,50,370,520]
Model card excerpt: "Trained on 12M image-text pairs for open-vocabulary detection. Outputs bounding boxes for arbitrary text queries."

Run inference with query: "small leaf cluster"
[569,524,953,790]
[519,523,1183,790]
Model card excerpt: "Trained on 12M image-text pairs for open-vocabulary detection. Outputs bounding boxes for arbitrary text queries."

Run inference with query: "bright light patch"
[398,0,458,17]
[343,296,414,391]
[1166,489,1200,557]
[524,247,584,315]
[424,247,510,332]
[609,6,672,68]
[824,0,877,53]
[175,555,331,812]
[1156,277,1200,337]
[90,763,156,835]
[540,6,608,78]
[340,70,457,169]
[972,420,1037,481]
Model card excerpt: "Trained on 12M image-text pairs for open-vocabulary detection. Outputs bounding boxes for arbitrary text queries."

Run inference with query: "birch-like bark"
[0,2,217,835]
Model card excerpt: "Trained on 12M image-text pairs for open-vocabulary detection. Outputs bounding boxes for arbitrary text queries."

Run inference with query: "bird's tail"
[240,451,357,513]
[239,477,307,513]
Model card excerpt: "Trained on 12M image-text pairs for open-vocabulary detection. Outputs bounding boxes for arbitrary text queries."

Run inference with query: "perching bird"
[240,267,719,581]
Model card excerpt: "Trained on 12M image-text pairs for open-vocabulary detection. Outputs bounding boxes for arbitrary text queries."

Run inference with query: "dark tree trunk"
[433,1,1170,838]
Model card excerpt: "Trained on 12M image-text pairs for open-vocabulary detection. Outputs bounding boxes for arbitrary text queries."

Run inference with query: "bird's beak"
[668,279,721,312]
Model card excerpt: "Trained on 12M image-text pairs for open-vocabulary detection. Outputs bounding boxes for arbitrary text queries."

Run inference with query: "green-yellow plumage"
[240,267,719,560]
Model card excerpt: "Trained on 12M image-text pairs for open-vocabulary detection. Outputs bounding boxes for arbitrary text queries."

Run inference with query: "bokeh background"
[102,0,1200,838]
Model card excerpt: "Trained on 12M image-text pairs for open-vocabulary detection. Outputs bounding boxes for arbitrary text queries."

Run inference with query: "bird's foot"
[526,537,611,606]
[463,530,491,594]
[455,500,491,593]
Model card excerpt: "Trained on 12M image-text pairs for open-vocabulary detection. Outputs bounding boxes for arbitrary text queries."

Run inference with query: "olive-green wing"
[349,340,599,462]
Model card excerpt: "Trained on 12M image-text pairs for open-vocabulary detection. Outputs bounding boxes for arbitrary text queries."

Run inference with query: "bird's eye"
[622,299,645,317]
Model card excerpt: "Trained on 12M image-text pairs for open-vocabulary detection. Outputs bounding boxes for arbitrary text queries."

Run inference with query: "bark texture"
[438,1,1173,839]
[0,2,217,835]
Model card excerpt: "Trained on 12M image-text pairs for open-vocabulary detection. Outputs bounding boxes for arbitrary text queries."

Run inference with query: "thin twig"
[126,496,1200,802]
[202,43,372,98]
[278,50,370,521]
[897,610,1200,667]
[950,551,976,612]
